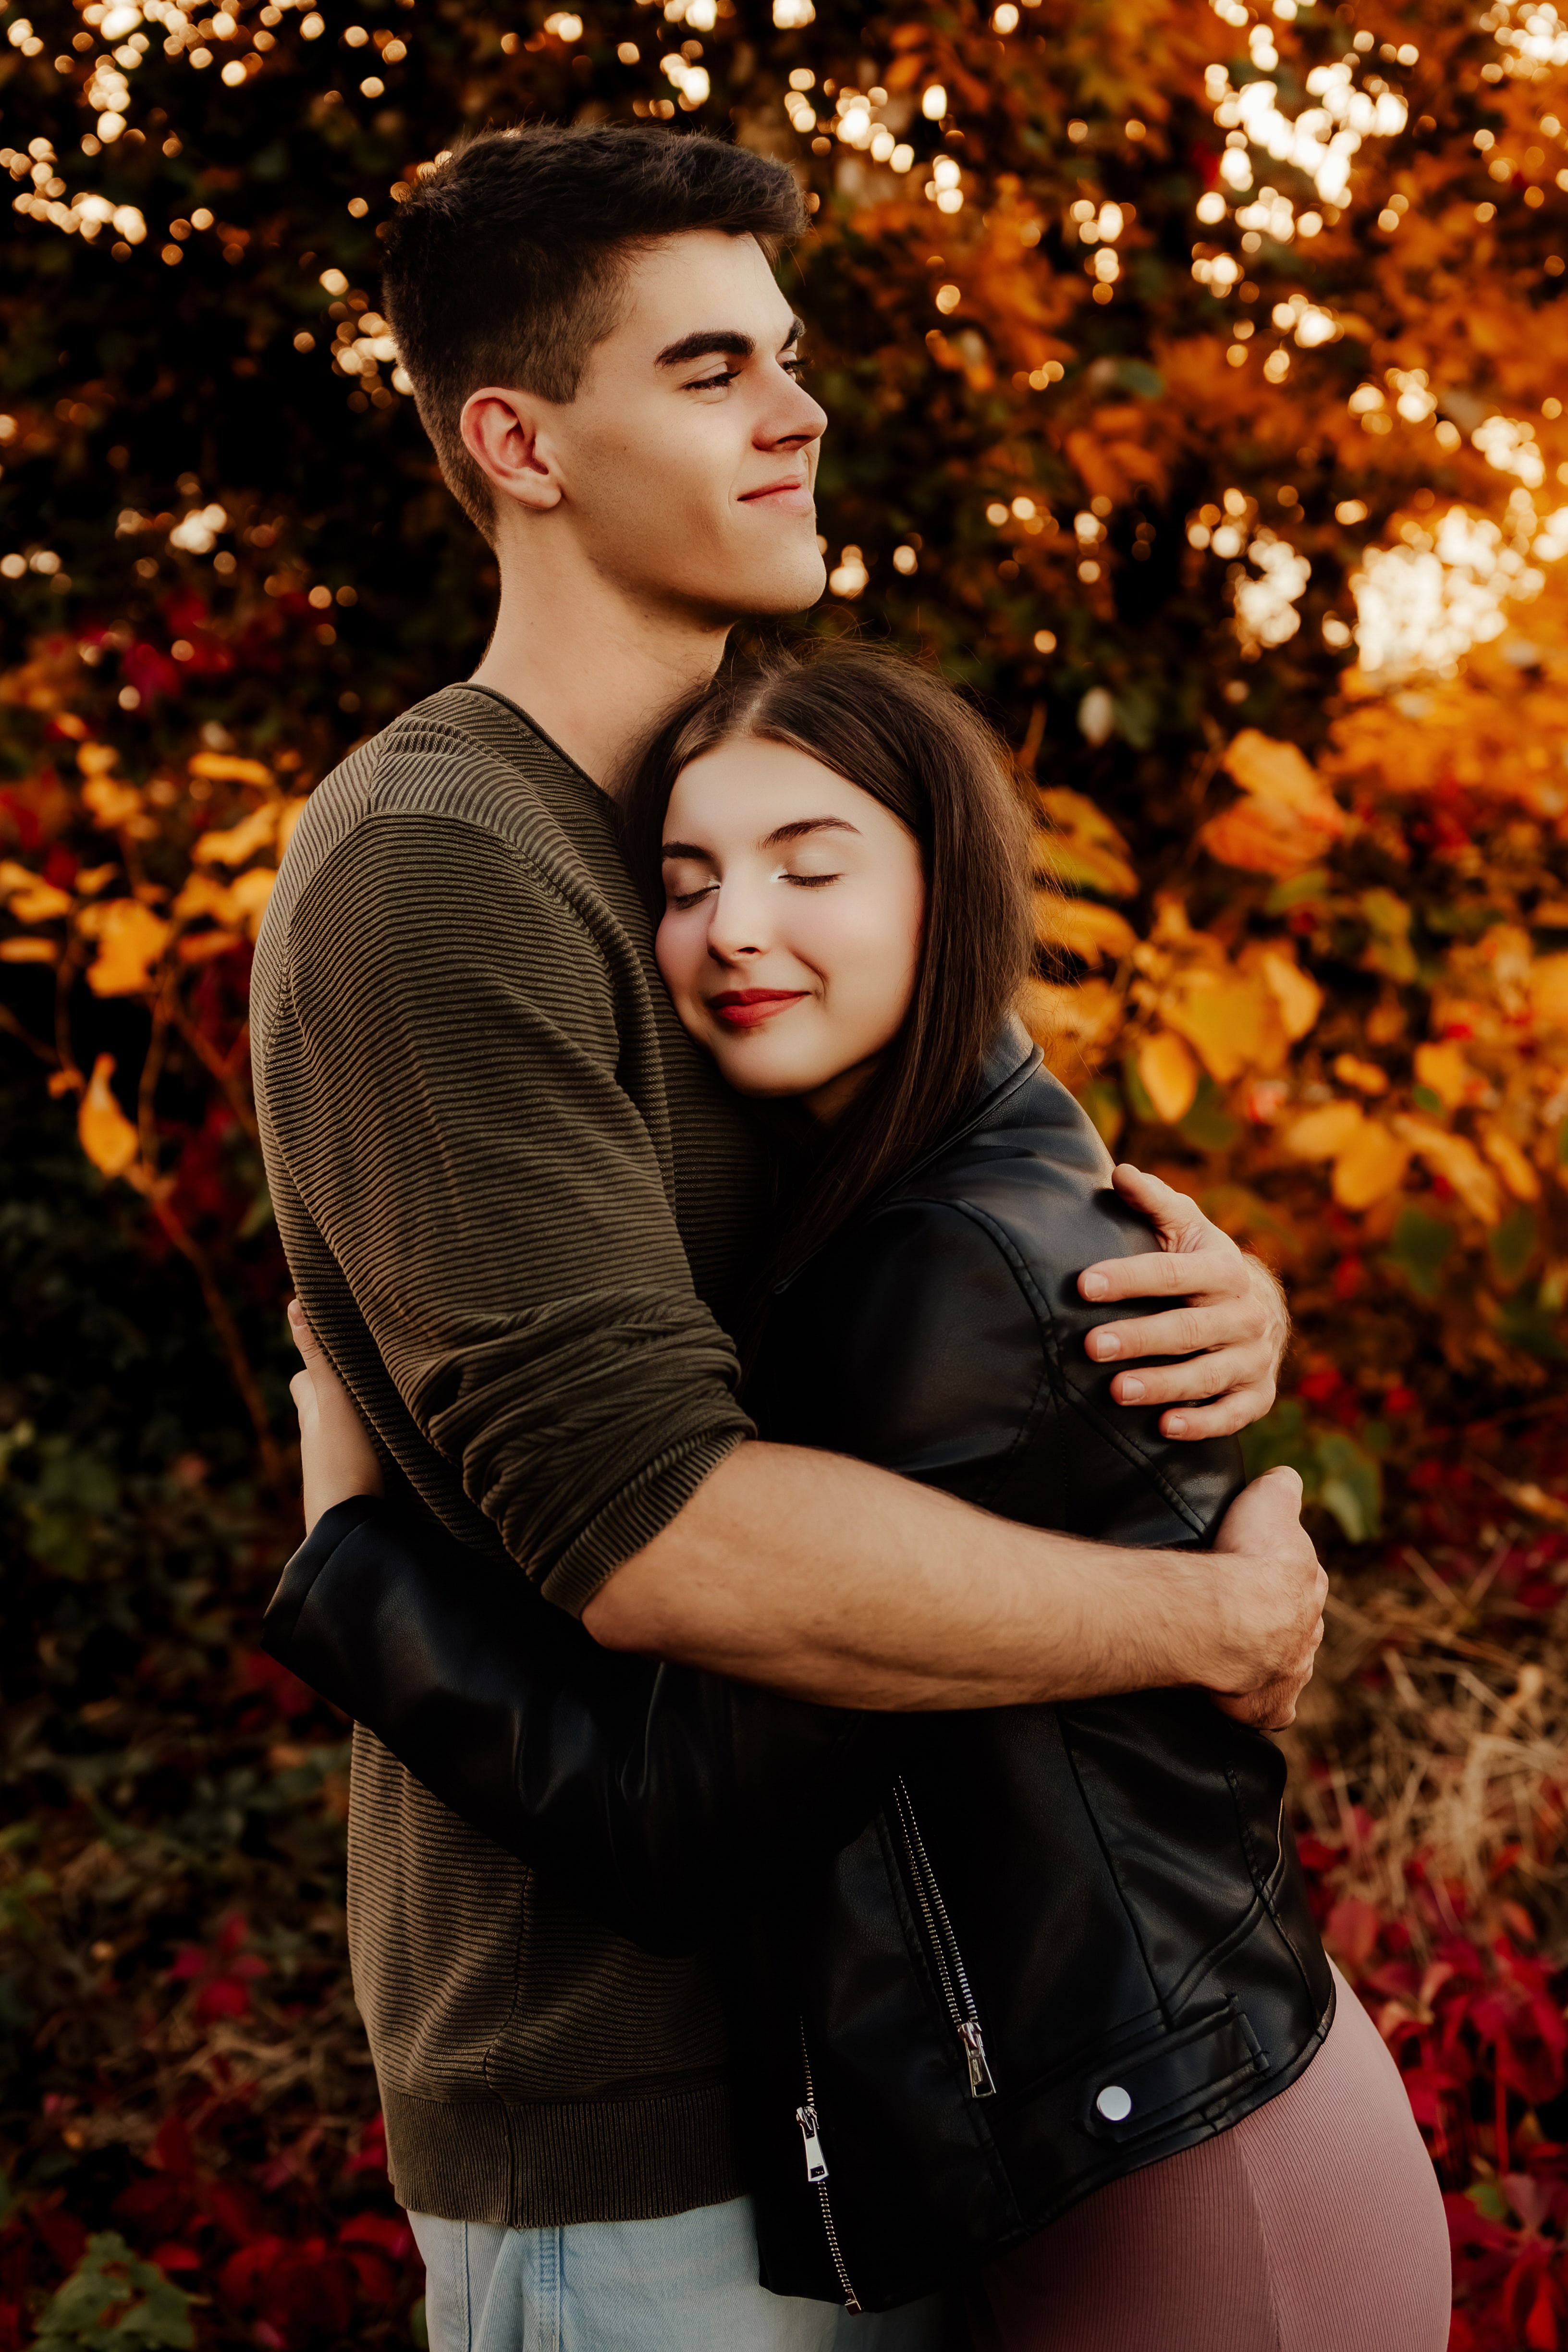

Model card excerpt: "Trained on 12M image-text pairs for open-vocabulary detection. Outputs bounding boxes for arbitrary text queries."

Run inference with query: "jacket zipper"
[892,1776,997,2098]
[796,2021,863,2313]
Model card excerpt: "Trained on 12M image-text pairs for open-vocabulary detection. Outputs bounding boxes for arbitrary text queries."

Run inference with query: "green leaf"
[31,2234,194,2351]
[1487,1205,1540,1290]
[410,2298,430,2351]
[1359,887,1419,983]
[1115,358,1165,398]
[1177,1074,1241,1154]
[1122,1051,1156,1123]
[1382,1207,1455,1300]
[1315,1431,1383,1544]
[1080,1078,1125,1151]
[1493,1286,1568,1360]
[1411,1085,1445,1116]
[1263,868,1332,913]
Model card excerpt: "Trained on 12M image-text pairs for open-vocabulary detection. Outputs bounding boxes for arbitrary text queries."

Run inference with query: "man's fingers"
[289,1366,317,1418]
[1079,1245,1250,1307]
[1213,1678,1302,1732]
[1107,1346,1269,1405]
[1108,1163,1210,1247]
[286,1296,329,1371]
[1154,1385,1276,1441]
[1088,1297,1263,1366]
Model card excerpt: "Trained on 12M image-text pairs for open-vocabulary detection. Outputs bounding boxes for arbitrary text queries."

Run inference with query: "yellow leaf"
[1332,1054,1388,1096]
[77,743,120,777]
[0,937,58,964]
[1284,1102,1366,1160]
[1199,800,1333,877]
[1036,789,1139,897]
[78,1052,139,1177]
[226,866,276,937]
[1138,1032,1200,1123]
[1018,975,1124,1067]
[276,798,309,858]
[1162,972,1287,1083]
[1392,1116,1503,1225]
[0,859,36,895]
[1481,1125,1541,1201]
[1529,954,1568,1027]
[81,774,144,829]
[1258,949,1323,1041]
[189,751,273,786]
[1223,730,1345,824]
[193,803,279,867]
[177,929,245,965]
[7,881,73,923]
[1034,893,1139,967]
[79,899,173,997]
[172,872,235,924]
[1331,1122,1410,1210]
[1413,1041,1479,1110]
[1203,732,1347,876]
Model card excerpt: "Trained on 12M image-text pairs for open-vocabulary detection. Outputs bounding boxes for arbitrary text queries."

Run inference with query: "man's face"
[528,231,828,623]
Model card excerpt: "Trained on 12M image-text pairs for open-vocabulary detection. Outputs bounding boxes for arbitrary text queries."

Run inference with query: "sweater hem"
[381,2077,746,2231]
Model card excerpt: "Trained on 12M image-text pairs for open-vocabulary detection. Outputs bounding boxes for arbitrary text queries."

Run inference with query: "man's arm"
[1080,1165,1289,1441]
[584,1445,1323,1730]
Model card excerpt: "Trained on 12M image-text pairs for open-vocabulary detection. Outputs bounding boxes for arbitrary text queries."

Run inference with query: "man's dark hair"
[380,125,807,538]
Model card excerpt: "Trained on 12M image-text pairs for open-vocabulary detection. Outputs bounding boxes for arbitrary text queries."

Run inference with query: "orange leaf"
[1034,893,1139,967]
[0,937,59,964]
[1257,948,1323,1041]
[78,1053,139,1178]
[189,751,273,786]
[1162,972,1287,1083]
[81,774,144,829]
[1482,1125,1541,1201]
[1333,1054,1389,1096]
[193,804,279,867]
[1412,1041,1480,1109]
[1138,1032,1200,1123]
[1392,1116,1503,1226]
[1331,1122,1411,1210]
[1036,789,1139,898]
[78,899,173,997]
[1284,1102,1366,1160]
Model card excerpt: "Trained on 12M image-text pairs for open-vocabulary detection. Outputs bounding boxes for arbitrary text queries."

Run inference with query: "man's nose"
[761,370,828,452]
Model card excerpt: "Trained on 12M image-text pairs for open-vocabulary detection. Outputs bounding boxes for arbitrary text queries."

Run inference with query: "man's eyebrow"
[655,316,807,369]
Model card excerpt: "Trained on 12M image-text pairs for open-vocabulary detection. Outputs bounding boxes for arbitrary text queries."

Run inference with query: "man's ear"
[460,385,565,516]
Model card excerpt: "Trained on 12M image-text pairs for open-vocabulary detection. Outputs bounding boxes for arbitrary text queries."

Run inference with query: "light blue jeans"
[408,2195,947,2352]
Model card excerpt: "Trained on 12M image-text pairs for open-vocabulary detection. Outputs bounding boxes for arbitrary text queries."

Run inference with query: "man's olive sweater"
[251,684,768,2227]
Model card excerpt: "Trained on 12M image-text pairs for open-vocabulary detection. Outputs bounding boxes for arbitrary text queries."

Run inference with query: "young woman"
[270,647,1449,2350]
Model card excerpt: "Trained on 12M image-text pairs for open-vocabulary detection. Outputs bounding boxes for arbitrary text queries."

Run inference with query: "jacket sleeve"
[263,1496,887,1955]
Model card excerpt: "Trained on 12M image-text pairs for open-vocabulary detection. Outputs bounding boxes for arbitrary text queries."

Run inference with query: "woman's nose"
[705,882,769,961]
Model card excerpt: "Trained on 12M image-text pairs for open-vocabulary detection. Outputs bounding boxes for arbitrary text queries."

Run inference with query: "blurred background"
[4,0,1568,2341]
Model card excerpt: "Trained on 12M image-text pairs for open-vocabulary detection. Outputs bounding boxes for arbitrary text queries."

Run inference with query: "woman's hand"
[1076,1165,1290,1443]
[288,1298,384,1533]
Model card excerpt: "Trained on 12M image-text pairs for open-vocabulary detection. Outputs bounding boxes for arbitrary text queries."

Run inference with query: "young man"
[253,127,1320,2352]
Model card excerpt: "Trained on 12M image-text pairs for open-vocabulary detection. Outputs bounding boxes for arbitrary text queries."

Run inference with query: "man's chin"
[736,550,828,619]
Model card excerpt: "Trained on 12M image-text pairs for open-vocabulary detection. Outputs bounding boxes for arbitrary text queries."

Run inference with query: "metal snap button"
[1095,2083,1133,2122]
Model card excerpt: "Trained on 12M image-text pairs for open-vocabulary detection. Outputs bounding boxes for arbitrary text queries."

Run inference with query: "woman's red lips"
[707,988,809,1029]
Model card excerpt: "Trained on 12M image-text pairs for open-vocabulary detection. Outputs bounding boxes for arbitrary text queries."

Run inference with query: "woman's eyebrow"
[764,817,861,846]
[660,839,715,861]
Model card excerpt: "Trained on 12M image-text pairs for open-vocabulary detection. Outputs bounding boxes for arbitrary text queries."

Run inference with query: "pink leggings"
[967,1967,1450,2352]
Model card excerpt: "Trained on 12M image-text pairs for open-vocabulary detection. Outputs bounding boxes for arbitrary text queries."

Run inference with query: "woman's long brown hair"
[618,642,1036,1292]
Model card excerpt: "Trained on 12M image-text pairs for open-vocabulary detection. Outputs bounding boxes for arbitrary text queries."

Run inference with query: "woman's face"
[655,736,925,1122]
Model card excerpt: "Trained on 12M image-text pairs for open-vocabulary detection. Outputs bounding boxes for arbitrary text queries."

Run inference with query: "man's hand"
[1203,1466,1325,1730]
[288,1299,384,1533]
[1078,1164,1288,1442]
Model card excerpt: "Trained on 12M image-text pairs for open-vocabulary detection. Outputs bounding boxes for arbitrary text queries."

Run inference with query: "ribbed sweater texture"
[251,684,769,2227]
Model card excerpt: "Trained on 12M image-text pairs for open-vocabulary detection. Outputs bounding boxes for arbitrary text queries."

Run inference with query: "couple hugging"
[253,125,1448,2352]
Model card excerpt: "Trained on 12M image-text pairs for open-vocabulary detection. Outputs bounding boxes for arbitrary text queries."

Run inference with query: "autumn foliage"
[8,0,1568,2337]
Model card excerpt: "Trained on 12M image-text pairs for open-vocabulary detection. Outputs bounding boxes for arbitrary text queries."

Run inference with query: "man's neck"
[468,530,731,794]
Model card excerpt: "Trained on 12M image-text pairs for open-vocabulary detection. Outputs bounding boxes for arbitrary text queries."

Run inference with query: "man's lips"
[707,989,809,1029]
[739,476,815,513]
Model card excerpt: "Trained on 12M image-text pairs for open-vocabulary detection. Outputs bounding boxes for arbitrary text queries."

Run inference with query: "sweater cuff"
[262,1493,382,1659]
[539,1424,750,1618]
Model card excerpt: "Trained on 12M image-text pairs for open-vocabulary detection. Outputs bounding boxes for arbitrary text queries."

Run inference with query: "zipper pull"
[960,2020,997,2098]
[795,2104,830,2184]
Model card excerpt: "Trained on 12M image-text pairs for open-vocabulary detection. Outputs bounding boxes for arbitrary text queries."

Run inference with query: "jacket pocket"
[890,1777,998,2099]
[1078,2001,1268,2146]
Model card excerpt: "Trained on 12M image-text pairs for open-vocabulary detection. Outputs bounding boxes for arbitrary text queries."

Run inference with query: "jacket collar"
[772,1018,1043,1294]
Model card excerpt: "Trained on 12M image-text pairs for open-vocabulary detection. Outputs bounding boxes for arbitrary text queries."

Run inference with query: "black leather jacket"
[264,1032,1332,2311]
